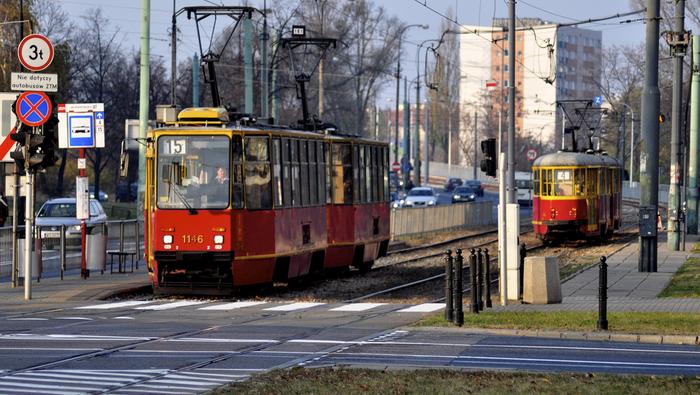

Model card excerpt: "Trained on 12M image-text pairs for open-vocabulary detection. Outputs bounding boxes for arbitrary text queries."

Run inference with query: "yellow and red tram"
[532,151,622,242]
[144,108,390,294]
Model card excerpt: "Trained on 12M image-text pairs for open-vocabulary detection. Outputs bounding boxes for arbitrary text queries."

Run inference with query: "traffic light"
[38,114,60,169]
[10,124,45,169]
[480,138,497,177]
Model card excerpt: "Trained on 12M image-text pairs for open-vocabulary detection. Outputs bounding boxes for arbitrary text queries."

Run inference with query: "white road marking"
[113,316,135,320]
[54,317,93,321]
[263,302,325,311]
[167,337,278,344]
[3,375,130,385]
[7,317,48,321]
[0,387,78,395]
[396,303,445,313]
[134,301,209,310]
[0,347,102,352]
[198,301,266,310]
[0,380,103,392]
[329,303,386,312]
[19,372,133,383]
[76,300,154,310]
[114,390,193,395]
[0,334,153,341]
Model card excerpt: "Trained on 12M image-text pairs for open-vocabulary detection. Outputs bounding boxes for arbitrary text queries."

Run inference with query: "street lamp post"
[415,39,440,187]
[395,24,428,167]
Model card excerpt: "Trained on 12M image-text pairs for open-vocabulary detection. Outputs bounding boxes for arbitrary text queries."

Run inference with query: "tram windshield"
[157,135,230,210]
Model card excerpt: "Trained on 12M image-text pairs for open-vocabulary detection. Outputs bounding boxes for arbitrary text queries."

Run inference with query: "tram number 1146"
[182,234,204,244]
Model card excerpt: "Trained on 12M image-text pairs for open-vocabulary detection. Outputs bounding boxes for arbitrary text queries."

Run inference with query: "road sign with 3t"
[18,34,54,72]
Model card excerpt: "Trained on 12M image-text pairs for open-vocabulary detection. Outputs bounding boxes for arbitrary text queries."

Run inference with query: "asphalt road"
[1,299,699,394]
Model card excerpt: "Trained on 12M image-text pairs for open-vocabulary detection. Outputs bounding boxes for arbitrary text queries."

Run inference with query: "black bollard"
[476,248,484,310]
[469,248,479,314]
[484,248,492,308]
[519,243,527,300]
[453,249,464,325]
[445,250,454,322]
[597,256,608,330]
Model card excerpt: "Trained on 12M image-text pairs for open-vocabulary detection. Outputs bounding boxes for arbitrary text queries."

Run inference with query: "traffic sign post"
[391,161,400,172]
[58,103,106,149]
[17,34,54,72]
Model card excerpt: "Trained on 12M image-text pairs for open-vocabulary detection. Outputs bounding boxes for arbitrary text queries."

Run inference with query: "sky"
[54,0,648,105]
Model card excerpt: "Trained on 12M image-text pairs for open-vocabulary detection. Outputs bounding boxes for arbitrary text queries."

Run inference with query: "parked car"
[464,179,484,197]
[451,186,477,203]
[403,187,437,207]
[390,191,404,209]
[88,186,109,201]
[444,177,463,192]
[35,198,108,248]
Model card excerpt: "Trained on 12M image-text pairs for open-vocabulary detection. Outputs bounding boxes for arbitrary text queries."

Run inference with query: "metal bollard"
[597,256,608,330]
[519,243,527,300]
[469,248,479,314]
[60,224,66,280]
[119,221,125,252]
[445,250,454,322]
[476,248,484,310]
[484,248,492,308]
[453,249,464,325]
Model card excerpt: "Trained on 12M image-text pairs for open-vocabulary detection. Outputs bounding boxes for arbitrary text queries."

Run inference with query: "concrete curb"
[408,326,700,346]
[66,284,152,301]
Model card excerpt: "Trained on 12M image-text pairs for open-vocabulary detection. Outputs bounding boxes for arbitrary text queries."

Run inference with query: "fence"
[391,200,495,239]
[0,220,143,283]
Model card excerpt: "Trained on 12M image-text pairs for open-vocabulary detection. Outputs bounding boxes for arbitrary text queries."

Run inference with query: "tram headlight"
[214,235,224,244]
[163,235,173,244]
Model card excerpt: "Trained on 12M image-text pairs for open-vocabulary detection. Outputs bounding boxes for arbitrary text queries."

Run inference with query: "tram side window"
[332,143,353,204]
[291,139,301,206]
[533,170,540,196]
[554,169,573,196]
[308,140,318,205]
[353,145,361,203]
[281,139,292,206]
[244,136,272,210]
[272,138,283,207]
[373,147,380,202]
[300,140,310,206]
[586,168,597,195]
[574,169,585,196]
[325,143,332,203]
[232,135,244,208]
[316,141,326,205]
[543,169,553,196]
[365,146,372,203]
[358,146,366,203]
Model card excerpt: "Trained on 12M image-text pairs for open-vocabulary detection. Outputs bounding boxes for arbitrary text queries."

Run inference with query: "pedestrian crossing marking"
[76,300,154,309]
[329,303,386,312]
[134,301,209,310]
[198,301,266,310]
[263,302,325,311]
[397,303,445,313]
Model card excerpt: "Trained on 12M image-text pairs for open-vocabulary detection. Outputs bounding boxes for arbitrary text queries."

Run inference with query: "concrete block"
[661,335,698,345]
[638,334,663,344]
[586,332,612,342]
[610,333,639,343]
[522,256,562,304]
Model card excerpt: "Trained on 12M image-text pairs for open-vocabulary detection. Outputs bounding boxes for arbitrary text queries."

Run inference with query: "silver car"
[35,198,108,248]
[403,187,438,207]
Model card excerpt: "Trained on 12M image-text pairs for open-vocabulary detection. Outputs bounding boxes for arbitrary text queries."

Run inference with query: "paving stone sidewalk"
[494,234,700,312]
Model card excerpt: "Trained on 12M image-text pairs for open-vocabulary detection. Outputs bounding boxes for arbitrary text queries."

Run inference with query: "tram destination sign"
[11,72,58,92]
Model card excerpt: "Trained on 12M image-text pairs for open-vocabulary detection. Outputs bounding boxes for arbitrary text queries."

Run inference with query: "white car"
[403,187,437,208]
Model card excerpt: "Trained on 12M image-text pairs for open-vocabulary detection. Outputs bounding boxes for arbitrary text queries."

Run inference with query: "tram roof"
[153,124,386,145]
[533,151,621,168]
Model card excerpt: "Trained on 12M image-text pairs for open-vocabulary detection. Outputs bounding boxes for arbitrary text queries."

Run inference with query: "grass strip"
[413,311,700,335]
[214,367,700,395]
[659,257,700,298]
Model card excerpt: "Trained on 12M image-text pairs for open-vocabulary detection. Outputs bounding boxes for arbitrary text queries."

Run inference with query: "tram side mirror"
[119,141,129,178]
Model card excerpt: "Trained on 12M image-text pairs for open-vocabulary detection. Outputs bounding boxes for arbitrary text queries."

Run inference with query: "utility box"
[639,206,657,236]
[523,256,562,304]
[18,239,41,279]
[506,203,520,301]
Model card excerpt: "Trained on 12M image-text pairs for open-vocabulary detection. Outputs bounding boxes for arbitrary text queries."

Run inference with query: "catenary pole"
[403,76,410,188]
[137,0,150,225]
[688,35,700,234]
[473,111,478,179]
[507,0,516,204]
[260,0,269,119]
[170,0,176,106]
[12,0,25,288]
[639,0,661,272]
[668,0,685,250]
[244,15,253,114]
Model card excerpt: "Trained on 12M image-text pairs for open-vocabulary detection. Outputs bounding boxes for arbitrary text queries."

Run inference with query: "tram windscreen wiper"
[166,180,198,215]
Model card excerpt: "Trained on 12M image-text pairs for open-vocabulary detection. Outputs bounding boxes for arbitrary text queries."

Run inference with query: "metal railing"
[0,220,143,283]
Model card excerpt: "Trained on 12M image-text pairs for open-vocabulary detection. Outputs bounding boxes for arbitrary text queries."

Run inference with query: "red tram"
[532,151,622,242]
[144,108,390,294]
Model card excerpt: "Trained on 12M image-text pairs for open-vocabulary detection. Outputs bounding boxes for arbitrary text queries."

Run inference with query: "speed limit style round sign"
[17,34,54,72]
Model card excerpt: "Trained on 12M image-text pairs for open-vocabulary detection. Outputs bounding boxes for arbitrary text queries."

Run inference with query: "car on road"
[88,186,109,201]
[451,186,477,203]
[35,198,108,248]
[403,187,437,207]
[464,179,484,197]
[444,177,463,192]
[390,191,404,209]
